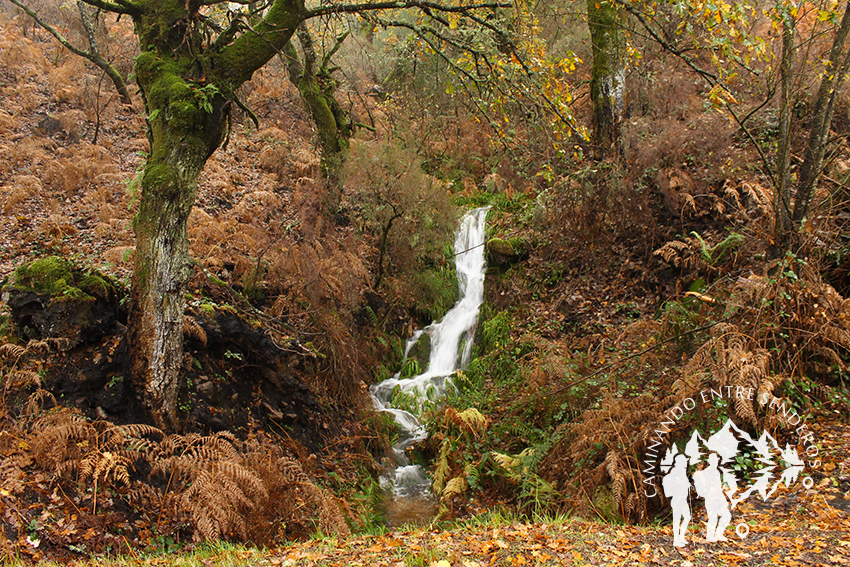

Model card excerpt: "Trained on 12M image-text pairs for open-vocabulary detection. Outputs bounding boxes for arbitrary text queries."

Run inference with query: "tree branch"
[306,0,510,19]
[9,0,91,59]
[10,0,133,105]
[78,0,139,16]
[217,0,306,88]
[77,0,132,104]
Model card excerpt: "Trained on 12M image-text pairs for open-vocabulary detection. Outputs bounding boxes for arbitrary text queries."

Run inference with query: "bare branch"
[77,1,132,104]
[9,0,91,59]
[306,0,511,19]
[10,0,133,105]
[77,0,139,15]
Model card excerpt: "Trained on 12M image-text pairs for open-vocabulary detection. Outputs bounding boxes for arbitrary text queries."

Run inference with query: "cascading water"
[370,207,489,521]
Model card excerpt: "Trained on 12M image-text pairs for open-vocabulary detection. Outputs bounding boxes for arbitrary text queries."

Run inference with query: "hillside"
[1,0,850,565]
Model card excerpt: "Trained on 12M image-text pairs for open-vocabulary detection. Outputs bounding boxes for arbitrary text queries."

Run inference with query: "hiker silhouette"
[693,453,732,542]
[662,453,691,547]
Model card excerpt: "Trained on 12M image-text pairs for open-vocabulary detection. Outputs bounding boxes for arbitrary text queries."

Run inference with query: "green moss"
[487,237,530,266]
[0,313,10,338]
[133,1,190,52]
[79,274,113,297]
[11,256,118,304]
[142,162,180,200]
[14,257,95,303]
[15,257,73,295]
[487,238,515,258]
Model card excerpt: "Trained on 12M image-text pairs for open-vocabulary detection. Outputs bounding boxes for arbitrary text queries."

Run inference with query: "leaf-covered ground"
[261,417,850,567]
[9,417,846,567]
[263,516,849,567]
[52,514,850,567]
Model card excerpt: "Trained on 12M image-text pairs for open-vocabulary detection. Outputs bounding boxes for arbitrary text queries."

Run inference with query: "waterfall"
[370,206,489,504]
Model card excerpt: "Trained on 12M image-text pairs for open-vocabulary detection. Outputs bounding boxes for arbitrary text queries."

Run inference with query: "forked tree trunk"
[123,0,306,429]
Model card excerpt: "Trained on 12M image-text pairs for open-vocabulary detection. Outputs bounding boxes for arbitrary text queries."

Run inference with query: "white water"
[370,206,489,501]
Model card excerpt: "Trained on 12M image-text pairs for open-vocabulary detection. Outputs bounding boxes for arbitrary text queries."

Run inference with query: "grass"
[4,541,261,567]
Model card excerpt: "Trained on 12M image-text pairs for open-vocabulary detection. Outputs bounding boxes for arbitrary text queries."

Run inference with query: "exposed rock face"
[2,257,327,448]
[2,256,124,349]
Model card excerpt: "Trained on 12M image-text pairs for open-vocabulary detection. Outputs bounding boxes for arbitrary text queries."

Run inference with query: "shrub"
[341,135,458,295]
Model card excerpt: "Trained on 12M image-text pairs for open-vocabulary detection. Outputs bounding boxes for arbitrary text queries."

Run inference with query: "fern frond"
[445,407,488,436]
[441,475,468,499]
[8,370,41,389]
[432,438,451,495]
[0,343,26,360]
[184,315,208,346]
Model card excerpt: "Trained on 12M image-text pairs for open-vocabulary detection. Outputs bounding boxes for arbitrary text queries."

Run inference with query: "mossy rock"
[2,256,125,349]
[404,332,431,376]
[487,237,531,266]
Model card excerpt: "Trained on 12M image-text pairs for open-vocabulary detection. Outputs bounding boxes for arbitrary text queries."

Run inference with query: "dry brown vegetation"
[0,6,411,560]
[1,0,850,564]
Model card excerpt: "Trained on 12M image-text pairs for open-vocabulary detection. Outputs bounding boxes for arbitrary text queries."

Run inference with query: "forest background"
[0,0,849,564]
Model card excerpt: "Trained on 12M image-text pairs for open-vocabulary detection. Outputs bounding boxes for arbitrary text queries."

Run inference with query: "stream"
[370,206,489,526]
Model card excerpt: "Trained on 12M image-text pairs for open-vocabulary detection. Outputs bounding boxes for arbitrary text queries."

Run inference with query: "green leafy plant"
[192,83,221,114]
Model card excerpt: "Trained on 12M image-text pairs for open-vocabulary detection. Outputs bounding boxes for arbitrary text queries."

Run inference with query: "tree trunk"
[129,50,229,430]
[284,25,352,212]
[588,0,626,159]
[773,8,795,252]
[791,0,850,225]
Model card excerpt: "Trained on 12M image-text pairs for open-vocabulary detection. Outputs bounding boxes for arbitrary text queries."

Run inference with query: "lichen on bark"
[588,0,626,158]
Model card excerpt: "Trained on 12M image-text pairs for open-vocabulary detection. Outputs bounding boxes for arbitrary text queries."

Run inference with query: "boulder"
[487,237,531,266]
[2,256,123,349]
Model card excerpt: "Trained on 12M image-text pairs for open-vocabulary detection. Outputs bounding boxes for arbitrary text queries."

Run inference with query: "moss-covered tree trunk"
[284,25,352,212]
[129,15,230,429]
[588,0,626,159]
[124,0,304,429]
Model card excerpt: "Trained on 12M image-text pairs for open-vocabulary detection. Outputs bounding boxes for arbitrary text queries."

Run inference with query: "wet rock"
[405,332,431,373]
[487,237,531,266]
